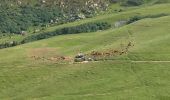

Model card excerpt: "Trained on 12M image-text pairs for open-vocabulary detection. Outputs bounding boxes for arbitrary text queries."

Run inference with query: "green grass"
[0,3,170,100]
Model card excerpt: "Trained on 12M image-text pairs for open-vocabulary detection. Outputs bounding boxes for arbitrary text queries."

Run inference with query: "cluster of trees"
[0,5,62,34]
[21,22,111,43]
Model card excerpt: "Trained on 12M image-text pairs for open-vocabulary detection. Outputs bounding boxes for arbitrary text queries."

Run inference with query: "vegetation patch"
[0,0,110,34]
[21,22,111,43]
[0,41,19,49]
[121,0,144,6]
[127,13,169,24]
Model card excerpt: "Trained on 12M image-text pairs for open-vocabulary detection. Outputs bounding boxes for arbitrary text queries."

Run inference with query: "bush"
[122,0,144,6]
[0,41,20,49]
[127,13,169,24]
[127,16,142,24]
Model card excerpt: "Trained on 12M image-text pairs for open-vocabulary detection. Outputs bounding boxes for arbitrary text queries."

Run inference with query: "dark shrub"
[127,16,142,24]
[123,0,144,6]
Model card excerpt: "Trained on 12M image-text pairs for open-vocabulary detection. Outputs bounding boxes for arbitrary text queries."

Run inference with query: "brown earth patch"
[85,41,134,60]
[27,48,73,63]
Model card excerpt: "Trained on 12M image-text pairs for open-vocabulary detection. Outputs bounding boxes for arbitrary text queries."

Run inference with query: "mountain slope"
[1,0,170,34]
[0,2,170,99]
[0,0,110,34]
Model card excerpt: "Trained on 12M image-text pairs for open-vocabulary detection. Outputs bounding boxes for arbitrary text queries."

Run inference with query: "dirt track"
[131,61,170,63]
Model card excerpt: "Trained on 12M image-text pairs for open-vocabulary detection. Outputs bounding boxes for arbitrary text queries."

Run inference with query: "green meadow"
[0,3,170,100]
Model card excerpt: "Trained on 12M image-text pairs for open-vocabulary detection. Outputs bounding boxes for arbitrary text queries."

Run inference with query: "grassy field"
[0,3,170,100]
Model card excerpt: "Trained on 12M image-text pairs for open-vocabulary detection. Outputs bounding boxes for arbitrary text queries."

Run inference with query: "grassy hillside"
[1,3,170,45]
[1,0,170,35]
[0,2,170,100]
[0,0,110,34]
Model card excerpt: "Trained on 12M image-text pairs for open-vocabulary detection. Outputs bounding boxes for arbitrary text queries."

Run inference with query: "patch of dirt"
[27,48,73,63]
[131,61,170,63]
[30,55,73,62]
[87,41,134,59]
[48,56,73,62]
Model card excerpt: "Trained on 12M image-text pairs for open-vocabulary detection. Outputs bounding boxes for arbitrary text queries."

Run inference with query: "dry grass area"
[27,48,73,63]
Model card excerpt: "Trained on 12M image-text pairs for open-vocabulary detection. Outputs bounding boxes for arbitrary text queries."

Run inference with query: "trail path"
[66,92,115,97]
[131,61,170,63]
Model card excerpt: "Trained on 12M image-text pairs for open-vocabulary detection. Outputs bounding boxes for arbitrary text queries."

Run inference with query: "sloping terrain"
[0,0,110,34]
[0,1,170,100]
[1,0,170,35]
